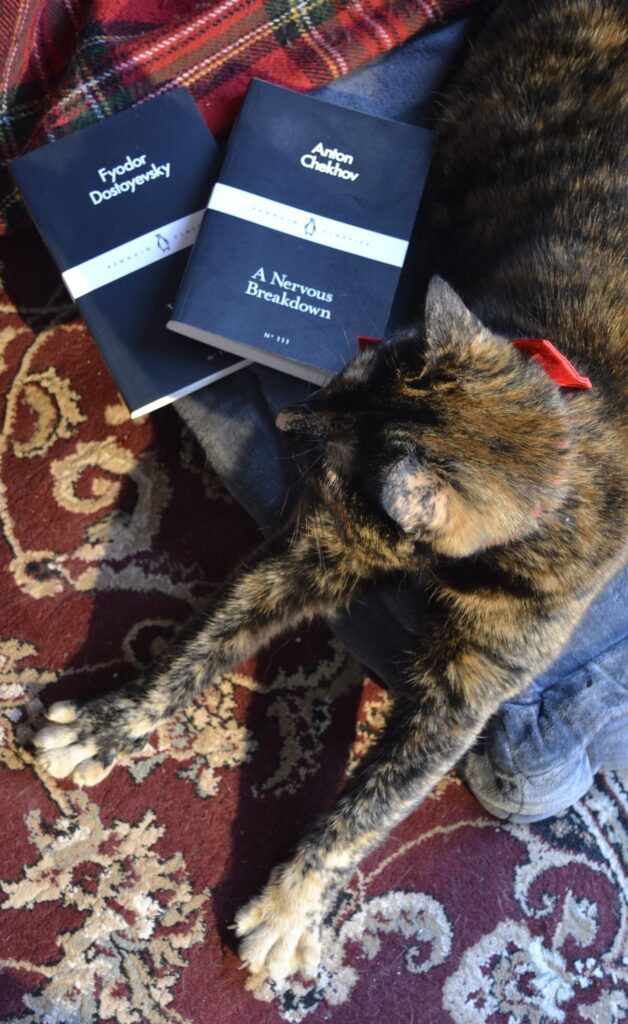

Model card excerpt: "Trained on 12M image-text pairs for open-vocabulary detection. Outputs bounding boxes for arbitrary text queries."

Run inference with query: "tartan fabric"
[0,0,476,234]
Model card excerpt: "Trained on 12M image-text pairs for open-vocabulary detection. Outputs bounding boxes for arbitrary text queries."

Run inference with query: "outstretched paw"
[234,881,323,985]
[31,698,148,786]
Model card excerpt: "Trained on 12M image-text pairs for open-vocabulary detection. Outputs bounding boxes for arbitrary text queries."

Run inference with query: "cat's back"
[423,0,627,606]
[430,0,627,383]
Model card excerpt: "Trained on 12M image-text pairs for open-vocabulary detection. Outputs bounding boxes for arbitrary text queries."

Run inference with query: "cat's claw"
[234,887,323,985]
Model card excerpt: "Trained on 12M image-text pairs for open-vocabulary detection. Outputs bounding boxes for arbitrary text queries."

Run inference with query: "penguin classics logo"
[300,142,359,181]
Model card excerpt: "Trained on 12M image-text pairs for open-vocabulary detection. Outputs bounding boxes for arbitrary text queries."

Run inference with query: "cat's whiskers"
[278,481,294,523]
[311,508,328,575]
[294,449,326,483]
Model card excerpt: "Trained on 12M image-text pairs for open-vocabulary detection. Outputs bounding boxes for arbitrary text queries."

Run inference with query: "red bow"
[512,338,592,389]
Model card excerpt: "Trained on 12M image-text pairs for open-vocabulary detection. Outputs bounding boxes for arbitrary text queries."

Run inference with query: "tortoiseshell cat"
[32,0,627,987]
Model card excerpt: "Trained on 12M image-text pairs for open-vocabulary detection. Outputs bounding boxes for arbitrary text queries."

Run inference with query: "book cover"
[10,89,248,418]
[168,80,434,385]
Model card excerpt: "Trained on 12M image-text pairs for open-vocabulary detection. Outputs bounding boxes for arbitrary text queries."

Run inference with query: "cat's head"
[277,277,570,558]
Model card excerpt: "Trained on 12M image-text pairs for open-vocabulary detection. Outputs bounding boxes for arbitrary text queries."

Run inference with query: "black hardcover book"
[10,89,247,418]
[168,80,434,385]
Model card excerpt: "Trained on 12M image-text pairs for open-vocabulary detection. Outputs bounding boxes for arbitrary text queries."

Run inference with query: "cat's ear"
[424,276,484,350]
[380,457,448,536]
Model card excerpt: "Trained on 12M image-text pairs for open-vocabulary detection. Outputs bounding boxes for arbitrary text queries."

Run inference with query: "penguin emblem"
[304,217,316,237]
[156,233,170,252]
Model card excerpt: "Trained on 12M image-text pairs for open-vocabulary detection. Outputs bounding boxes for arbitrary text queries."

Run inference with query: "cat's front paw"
[234,874,323,985]
[31,698,149,786]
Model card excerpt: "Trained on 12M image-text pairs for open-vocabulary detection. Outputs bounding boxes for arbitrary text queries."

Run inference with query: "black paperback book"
[168,80,434,385]
[11,89,248,418]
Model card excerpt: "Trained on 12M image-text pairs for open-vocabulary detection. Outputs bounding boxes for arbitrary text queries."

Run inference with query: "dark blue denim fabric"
[177,16,628,821]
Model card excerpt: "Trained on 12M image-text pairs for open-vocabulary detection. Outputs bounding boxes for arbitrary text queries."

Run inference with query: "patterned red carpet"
[1,1,627,1021]
[2,223,628,1024]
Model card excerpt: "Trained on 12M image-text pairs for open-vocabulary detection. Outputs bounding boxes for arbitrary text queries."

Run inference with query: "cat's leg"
[235,665,515,986]
[31,518,365,785]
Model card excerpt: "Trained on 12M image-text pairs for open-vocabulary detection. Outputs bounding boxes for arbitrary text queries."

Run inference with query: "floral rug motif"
[1,267,627,1024]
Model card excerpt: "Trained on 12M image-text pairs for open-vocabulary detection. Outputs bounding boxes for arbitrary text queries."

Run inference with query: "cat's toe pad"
[37,741,101,780]
[45,701,78,724]
[32,702,114,785]
[235,892,322,983]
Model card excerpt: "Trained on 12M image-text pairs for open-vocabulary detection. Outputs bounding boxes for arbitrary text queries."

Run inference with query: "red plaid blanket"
[0,0,475,234]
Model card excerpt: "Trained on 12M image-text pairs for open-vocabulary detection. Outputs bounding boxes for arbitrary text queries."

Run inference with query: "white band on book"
[207,184,409,267]
[61,210,205,300]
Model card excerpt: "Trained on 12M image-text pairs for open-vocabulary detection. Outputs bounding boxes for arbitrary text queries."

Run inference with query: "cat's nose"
[275,409,294,431]
[275,396,321,432]
[276,403,322,435]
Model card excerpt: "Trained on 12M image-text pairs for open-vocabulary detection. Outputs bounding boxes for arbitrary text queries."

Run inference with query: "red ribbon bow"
[512,338,592,389]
